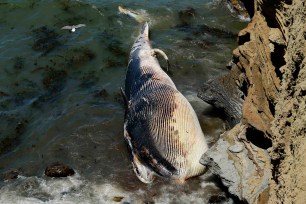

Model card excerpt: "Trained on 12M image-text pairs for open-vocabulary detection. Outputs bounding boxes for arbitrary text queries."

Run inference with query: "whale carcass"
[122,22,208,183]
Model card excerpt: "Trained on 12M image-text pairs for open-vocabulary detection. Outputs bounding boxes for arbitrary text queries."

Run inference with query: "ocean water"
[0,0,246,203]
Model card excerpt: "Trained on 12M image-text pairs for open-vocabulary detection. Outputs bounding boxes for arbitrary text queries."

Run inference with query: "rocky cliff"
[199,0,306,203]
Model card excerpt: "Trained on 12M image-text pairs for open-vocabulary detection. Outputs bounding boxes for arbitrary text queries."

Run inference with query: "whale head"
[129,22,152,59]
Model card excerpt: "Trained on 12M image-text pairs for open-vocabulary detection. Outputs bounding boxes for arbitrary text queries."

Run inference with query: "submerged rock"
[178,7,196,24]
[12,56,25,70]
[176,24,237,39]
[0,116,28,156]
[42,69,67,93]
[32,26,61,55]
[94,89,109,98]
[3,169,20,181]
[45,163,75,177]
[225,0,251,21]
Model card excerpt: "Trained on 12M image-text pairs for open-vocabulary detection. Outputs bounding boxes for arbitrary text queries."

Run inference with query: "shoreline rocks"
[199,0,306,203]
[200,124,271,203]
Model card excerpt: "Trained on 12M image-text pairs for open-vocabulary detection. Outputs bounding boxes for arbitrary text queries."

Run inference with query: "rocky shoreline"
[199,0,306,203]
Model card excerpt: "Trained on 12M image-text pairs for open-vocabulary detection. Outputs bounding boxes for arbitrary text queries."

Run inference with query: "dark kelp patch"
[176,24,237,39]
[32,26,61,55]
[178,7,196,25]
[42,68,67,93]
[0,116,28,156]
[64,47,96,67]
[12,56,25,70]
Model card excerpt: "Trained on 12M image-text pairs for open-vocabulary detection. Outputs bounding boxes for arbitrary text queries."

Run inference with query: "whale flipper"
[131,152,155,183]
[124,125,155,183]
[152,48,170,71]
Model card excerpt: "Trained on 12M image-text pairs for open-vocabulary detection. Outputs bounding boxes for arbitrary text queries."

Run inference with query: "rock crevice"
[199,0,306,203]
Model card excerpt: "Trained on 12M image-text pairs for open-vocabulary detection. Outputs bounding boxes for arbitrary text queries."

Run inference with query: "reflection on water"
[0,0,246,203]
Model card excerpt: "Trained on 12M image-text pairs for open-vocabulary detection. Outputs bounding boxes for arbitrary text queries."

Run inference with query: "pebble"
[228,143,244,153]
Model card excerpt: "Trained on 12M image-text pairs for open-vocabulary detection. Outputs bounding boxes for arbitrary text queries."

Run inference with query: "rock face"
[269,0,306,203]
[199,0,306,203]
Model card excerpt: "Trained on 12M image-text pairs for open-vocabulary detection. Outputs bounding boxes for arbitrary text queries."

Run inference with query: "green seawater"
[0,0,246,203]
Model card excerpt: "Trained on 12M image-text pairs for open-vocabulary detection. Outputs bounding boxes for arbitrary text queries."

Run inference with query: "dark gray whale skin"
[123,23,208,183]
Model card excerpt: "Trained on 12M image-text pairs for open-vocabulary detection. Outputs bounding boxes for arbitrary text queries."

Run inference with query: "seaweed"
[176,24,237,39]
[42,68,67,92]
[12,56,25,70]
[32,26,61,55]
[178,7,196,25]
[65,47,96,67]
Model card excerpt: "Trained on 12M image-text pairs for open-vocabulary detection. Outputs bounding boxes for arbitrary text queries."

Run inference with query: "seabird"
[61,24,86,32]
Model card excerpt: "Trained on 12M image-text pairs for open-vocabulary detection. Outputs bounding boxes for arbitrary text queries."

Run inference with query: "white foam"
[200,181,217,189]
[0,174,227,204]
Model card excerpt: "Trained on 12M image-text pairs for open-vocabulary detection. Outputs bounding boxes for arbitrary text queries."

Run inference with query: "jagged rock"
[198,66,244,127]
[200,0,306,203]
[225,0,251,21]
[45,163,75,177]
[228,6,282,138]
[201,124,271,203]
[269,0,306,203]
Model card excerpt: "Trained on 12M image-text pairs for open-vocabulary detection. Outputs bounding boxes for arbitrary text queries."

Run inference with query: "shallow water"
[0,0,246,203]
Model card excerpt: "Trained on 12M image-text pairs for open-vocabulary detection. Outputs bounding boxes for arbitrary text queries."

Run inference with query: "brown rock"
[226,0,251,21]
[45,163,75,177]
[200,0,306,203]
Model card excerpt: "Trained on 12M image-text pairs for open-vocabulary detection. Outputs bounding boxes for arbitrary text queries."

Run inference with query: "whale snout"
[141,22,149,39]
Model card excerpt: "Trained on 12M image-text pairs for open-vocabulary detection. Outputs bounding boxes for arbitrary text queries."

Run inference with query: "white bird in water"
[61,24,86,32]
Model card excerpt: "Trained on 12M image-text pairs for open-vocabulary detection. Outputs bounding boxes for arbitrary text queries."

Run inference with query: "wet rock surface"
[225,0,252,21]
[3,169,20,181]
[45,163,75,177]
[201,124,271,203]
[198,66,244,127]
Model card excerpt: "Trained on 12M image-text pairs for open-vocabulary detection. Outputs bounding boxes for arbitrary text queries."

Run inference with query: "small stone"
[228,143,244,153]
[3,170,20,181]
[269,28,285,45]
[113,196,124,202]
[45,163,75,177]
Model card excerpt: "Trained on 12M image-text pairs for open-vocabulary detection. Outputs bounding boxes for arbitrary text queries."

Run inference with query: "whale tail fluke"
[118,6,149,24]
[152,48,170,71]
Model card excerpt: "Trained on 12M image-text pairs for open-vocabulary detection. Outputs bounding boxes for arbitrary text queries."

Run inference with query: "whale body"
[123,23,208,183]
